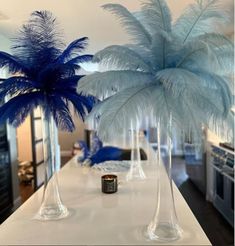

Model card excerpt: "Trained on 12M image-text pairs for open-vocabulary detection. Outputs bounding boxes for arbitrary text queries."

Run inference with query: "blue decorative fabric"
[76,138,123,165]
[89,146,124,166]
[76,140,90,162]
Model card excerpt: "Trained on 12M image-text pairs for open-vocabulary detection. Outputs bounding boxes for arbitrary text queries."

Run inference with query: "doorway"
[16,108,45,202]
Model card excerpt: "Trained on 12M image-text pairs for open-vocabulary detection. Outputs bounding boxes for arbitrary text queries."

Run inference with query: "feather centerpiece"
[0,10,95,132]
[78,0,234,142]
[0,10,97,221]
[77,0,234,241]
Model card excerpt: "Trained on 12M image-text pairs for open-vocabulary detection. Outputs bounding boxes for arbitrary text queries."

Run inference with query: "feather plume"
[78,70,154,99]
[12,11,62,68]
[174,0,229,44]
[66,54,93,66]
[46,95,75,131]
[141,0,172,34]
[94,45,152,72]
[56,37,89,62]
[102,4,152,47]
[125,43,160,72]
[0,76,40,98]
[0,92,45,127]
[197,33,234,75]
[0,52,28,74]
[140,0,173,70]
[90,84,156,140]
[0,11,95,131]
[79,0,233,142]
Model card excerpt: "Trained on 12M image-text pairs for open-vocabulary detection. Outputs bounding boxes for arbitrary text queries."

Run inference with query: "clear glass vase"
[35,112,69,220]
[126,124,146,181]
[145,118,182,242]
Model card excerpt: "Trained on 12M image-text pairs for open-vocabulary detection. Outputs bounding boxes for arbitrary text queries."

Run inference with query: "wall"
[16,115,33,162]
[58,118,86,155]
[206,129,222,145]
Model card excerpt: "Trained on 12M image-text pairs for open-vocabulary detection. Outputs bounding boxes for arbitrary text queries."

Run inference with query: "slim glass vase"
[145,118,182,241]
[35,112,69,220]
[126,125,146,181]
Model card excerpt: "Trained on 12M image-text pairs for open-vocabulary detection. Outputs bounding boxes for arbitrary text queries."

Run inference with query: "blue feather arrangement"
[78,0,234,142]
[0,11,95,131]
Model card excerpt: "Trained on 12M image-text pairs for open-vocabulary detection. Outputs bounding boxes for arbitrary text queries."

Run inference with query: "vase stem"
[35,112,69,220]
[145,118,182,241]
[126,122,146,181]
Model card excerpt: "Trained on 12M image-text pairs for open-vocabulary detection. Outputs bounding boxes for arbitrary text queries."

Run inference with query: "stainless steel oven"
[211,145,234,227]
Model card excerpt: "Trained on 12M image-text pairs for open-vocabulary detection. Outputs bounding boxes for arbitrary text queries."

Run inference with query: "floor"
[3,156,234,246]
[19,183,34,203]
[61,156,72,167]
[18,156,72,204]
[172,157,234,246]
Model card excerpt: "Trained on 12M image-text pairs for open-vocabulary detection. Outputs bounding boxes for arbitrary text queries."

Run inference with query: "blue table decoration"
[0,11,95,220]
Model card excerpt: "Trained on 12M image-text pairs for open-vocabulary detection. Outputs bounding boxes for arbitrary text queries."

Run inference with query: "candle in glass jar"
[101,174,118,194]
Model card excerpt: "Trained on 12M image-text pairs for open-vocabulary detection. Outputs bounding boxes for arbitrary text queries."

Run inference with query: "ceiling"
[0,0,233,53]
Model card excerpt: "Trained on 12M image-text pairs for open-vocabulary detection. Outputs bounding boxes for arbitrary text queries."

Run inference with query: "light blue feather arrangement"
[78,0,234,142]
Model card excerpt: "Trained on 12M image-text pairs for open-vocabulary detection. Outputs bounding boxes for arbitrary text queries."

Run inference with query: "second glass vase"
[144,119,182,242]
[126,126,146,181]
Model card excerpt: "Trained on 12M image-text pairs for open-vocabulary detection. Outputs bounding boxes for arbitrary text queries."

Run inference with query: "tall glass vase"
[35,112,69,220]
[126,124,146,181]
[145,118,182,241]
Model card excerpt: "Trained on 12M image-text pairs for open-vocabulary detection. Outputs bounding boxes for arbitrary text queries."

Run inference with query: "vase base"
[143,222,182,242]
[126,163,146,181]
[126,175,146,182]
[35,204,69,221]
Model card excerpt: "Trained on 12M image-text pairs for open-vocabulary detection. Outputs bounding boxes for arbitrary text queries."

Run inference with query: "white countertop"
[0,157,211,245]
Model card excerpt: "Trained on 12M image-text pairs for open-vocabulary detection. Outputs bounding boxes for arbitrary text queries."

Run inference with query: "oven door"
[213,168,234,227]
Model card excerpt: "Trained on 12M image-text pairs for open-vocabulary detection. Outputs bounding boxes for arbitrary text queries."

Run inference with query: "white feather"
[102,4,152,47]
[174,0,229,44]
[93,45,153,72]
[77,70,154,99]
[78,0,233,143]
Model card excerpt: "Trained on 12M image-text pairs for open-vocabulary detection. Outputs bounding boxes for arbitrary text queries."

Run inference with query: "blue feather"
[12,11,62,69]
[0,51,28,74]
[0,92,45,126]
[46,95,75,131]
[66,55,93,65]
[0,11,95,131]
[56,37,89,62]
[56,75,84,89]
[89,146,124,165]
[58,91,96,121]
[0,76,40,98]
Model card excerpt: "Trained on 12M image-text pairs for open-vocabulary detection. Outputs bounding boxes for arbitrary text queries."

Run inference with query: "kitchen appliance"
[184,143,206,194]
[0,124,13,222]
[211,145,234,227]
